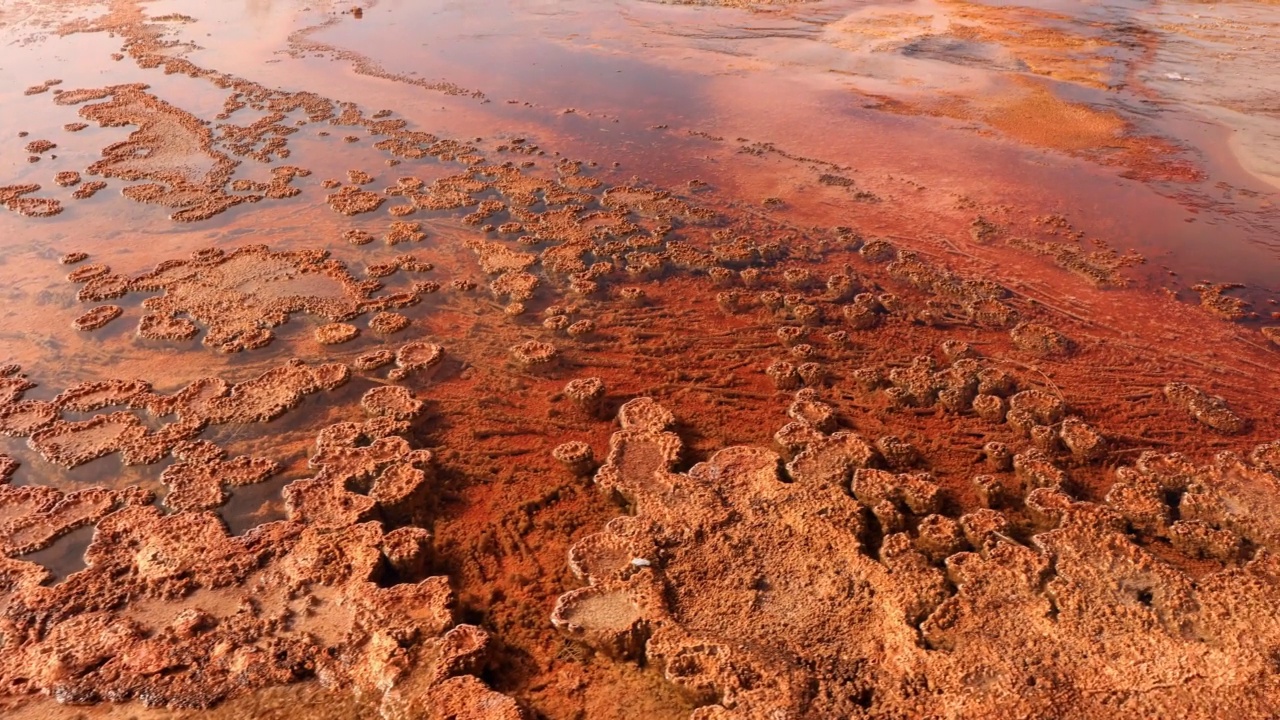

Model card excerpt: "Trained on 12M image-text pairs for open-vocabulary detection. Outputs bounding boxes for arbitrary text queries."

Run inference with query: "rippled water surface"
[0,0,1278,717]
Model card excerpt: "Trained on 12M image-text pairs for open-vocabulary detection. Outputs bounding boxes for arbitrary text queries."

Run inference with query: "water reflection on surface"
[0,0,1276,717]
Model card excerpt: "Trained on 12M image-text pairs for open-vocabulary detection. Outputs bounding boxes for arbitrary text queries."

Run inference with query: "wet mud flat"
[0,0,1278,718]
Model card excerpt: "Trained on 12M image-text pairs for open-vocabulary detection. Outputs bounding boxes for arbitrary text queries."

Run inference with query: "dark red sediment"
[0,0,1276,718]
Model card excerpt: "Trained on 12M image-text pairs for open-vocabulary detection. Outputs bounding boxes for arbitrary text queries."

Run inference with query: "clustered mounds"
[1191,282,1251,320]
[72,305,123,331]
[227,166,311,200]
[1006,234,1140,288]
[159,440,279,511]
[28,412,149,467]
[53,378,150,412]
[848,349,1110,463]
[72,181,108,200]
[1164,382,1248,434]
[0,358,354,471]
[3,66,534,720]
[0,401,60,438]
[137,312,199,341]
[1010,321,1073,356]
[386,220,425,245]
[0,497,516,717]
[0,183,63,217]
[344,228,375,245]
[554,398,1280,718]
[6,24,1279,719]
[58,84,263,222]
[467,238,538,275]
[24,138,56,154]
[491,271,540,303]
[327,185,385,215]
[1105,448,1280,561]
[23,78,62,95]
[82,245,388,352]
[0,484,152,556]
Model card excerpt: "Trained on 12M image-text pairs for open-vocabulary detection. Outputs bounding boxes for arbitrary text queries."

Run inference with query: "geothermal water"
[0,0,1278,718]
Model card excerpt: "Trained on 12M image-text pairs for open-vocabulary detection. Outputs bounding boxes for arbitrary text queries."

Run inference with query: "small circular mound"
[66,262,109,283]
[368,311,410,335]
[790,344,815,360]
[972,394,1008,423]
[716,290,748,314]
[792,304,819,326]
[353,349,395,371]
[312,362,351,391]
[777,326,805,347]
[564,377,606,417]
[73,305,122,331]
[782,268,813,288]
[54,171,81,187]
[766,360,801,390]
[859,238,898,263]
[567,319,596,338]
[552,441,596,475]
[616,287,645,305]
[396,341,444,372]
[797,362,826,386]
[360,385,424,421]
[618,397,674,433]
[315,323,359,345]
[511,340,558,368]
[139,313,199,341]
[59,251,88,265]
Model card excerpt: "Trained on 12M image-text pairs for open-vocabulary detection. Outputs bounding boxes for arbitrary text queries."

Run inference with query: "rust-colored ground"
[0,0,1278,718]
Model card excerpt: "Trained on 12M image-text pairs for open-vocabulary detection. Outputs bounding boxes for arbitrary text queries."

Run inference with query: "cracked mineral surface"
[0,0,1278,718]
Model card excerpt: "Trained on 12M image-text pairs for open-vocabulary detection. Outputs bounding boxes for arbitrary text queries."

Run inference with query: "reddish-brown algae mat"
[0,0,1278,718]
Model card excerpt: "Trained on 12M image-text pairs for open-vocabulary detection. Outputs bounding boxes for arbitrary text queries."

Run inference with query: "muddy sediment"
[0,0,1277,719]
